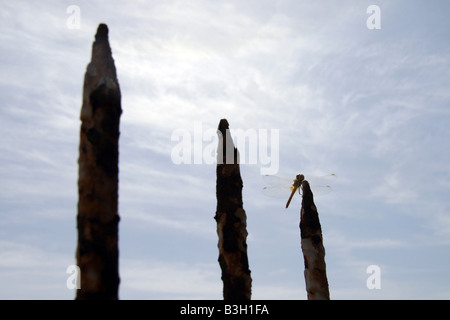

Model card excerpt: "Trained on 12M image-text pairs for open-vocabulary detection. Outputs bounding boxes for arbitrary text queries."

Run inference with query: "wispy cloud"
[369,171,417,204]
[120,258,221,299]
[0,241,75,299]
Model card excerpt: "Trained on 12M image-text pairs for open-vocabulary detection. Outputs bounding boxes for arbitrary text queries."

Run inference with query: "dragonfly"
[262,173,337,209]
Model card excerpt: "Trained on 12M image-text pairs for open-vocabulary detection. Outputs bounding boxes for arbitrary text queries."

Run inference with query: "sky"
[1,0,450,299]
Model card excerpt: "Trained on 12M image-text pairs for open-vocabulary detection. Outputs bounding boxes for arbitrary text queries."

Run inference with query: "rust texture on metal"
[300,180,330,300]
[215,119,252,300]
[76,23,122,300]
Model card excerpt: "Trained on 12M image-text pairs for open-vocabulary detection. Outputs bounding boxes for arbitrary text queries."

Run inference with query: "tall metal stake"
[300,180,330,300]
[76,23,122,299]
[215,119,252,300]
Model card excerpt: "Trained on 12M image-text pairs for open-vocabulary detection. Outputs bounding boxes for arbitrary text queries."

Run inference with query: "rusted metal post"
[300,180,330,300]
[215,119,252,300]
[76,23,122,300]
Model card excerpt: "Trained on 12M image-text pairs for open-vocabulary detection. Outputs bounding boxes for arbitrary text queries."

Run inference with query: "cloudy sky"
[1,0,450,299]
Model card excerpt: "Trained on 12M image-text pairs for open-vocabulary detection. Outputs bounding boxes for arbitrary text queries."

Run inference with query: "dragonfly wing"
[262,175,293,186]
[262,186,294,199]
[307,174,336,196]
[263,174,336,202]
[309,185,333,196]
[307,174,337,184]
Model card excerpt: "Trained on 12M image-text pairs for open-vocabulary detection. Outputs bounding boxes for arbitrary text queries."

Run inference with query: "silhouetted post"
[300,180,330,300]
[215,119,252,300]
[76,23,122,300]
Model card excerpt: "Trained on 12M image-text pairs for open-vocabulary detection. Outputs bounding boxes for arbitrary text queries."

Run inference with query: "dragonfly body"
[285,174,305,209]
[262,173,336,209]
